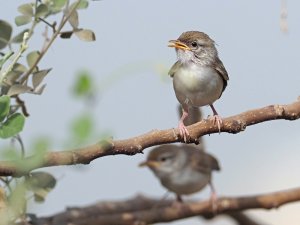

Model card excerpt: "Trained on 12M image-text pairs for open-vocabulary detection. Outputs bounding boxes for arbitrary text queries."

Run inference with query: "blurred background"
[1,1,300,224]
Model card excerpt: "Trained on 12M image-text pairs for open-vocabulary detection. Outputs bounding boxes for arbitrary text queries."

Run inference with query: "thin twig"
[14,95,30,117]
[20,0,82,84]
[13,135,25,158]
[38,18,56,33]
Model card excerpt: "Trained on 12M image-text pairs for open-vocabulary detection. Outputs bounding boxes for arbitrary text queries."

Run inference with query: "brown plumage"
[140,144,220,197]
[168,31,229,141]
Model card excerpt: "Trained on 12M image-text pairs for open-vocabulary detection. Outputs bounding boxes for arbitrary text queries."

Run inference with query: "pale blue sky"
[1,1,300,224]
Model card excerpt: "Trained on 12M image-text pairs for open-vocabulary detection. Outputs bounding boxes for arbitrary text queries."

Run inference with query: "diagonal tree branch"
[0,98,299,177]
[32,187,300,225]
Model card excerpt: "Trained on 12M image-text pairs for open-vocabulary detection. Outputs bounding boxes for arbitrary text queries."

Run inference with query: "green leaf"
[13,63,27,73]
[34,83,46,95]
[71,114,93,142]
[33,189,48,203]
[0,113,25,139]
[0,20,13,49]
[68,10,79,28]
[73,71,93,97]
[53,0,68,8]
[18,4,34,17]
[0,95,10,122]
[74,29,96,42]
[11,29,30,43]
[36,4,49,18]
[8,183,27,216]
[32,137,51,154]
[32,68,51,89]
[1,146,22,161]
[26,51,40,68]
[5,71,23,86]
[48,0,67,14]
[0,51,14,69]
[5,63,28,85]
[70,0,89,10]
[27,172,56,190]
[26,172,56,203]
[15,15,32,26]
[7,84,32,96]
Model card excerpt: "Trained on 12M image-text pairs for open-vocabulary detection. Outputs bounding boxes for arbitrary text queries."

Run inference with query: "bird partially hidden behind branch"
[139,106,220,208]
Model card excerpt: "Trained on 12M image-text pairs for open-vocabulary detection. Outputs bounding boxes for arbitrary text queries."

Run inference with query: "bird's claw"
[208,115,223,133]
[178,122,190,142]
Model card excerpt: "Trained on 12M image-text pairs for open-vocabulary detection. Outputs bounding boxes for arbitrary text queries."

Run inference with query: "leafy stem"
[0,32,29,85]
[27,0,39,39]
[20,0,83,84]
[0,51,14,69]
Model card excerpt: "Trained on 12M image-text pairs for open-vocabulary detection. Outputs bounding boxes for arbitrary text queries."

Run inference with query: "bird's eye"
[191,41,198,48]
[160,155,173,162]
[160,157,167,162]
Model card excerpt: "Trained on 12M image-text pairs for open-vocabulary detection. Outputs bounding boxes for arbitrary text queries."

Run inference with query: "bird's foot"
[178,122,190,142]
[171,195,184,209]
[171,200,183,210]
[209,104,223,133]
[208,114,223,133]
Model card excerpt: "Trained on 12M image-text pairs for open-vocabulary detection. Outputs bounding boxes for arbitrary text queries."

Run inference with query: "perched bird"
[168,31,229,142]
[139,144,220,202]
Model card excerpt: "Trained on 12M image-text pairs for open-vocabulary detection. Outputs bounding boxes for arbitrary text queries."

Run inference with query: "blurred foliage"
[67,70,100,147]
[7,183,27,222]
[25,172,56,203]
[73,70,95,98]
[0,170,57,223]
[31,136,52,155]
[1,145,22,162]
[0,141,57,223]
[0,0,96,224]
[70,113,94,144]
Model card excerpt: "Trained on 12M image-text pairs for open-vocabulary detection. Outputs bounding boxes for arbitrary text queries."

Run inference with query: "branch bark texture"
[33,187,300,225]
[0,98,299,176]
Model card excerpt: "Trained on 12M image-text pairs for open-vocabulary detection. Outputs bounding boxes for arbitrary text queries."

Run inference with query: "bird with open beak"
[168,31,229,142]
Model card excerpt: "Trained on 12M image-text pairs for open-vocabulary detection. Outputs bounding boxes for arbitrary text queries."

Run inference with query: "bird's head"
[168,31,218,65]
[139,145,185,179]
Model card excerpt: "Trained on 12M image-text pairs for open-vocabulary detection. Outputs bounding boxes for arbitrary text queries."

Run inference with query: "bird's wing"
[190,150,221,174]
[168,61,181,77]
[214,57,229,92]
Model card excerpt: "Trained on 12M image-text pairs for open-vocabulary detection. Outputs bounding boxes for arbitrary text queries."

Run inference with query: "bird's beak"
[139,160,161,168]
[168,40,191,51]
